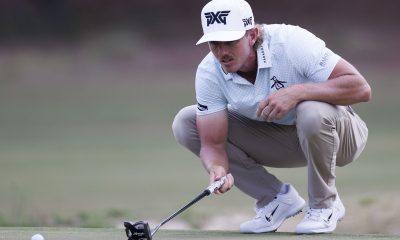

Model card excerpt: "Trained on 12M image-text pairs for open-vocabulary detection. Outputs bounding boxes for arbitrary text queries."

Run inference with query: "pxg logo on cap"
[204,11,231,26]
[196,0,254,45]
[243,16,253,27]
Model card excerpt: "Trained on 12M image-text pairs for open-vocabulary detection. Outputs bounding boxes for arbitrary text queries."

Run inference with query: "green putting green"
[0,228,398,240]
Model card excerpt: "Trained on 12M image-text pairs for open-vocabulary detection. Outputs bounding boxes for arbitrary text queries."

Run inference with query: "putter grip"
[206,176,227,194]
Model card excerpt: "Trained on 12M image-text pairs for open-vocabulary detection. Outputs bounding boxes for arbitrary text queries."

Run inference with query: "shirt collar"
[257,38,272,69]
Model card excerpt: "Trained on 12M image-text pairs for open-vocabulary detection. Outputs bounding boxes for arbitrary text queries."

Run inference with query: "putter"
[124,176,227,240]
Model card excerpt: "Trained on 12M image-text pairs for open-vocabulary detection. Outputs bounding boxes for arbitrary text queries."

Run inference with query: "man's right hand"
[209,166,234,194]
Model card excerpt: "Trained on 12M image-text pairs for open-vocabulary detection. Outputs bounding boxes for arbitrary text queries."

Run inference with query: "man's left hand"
[256,85,302,122]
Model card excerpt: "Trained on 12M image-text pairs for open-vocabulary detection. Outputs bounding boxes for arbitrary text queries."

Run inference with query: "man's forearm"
[199,144,229,173]
[296,74,371,106]
[295,58,372,106]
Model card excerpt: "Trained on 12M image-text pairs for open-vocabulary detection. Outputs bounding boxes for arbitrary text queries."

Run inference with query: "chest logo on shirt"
[270,76,287,90]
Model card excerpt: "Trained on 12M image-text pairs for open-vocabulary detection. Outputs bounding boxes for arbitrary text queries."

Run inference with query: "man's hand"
[209,165,234,194]
[256,85,302,122]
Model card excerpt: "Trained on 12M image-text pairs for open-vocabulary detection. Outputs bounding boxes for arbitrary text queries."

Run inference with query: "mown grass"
[0,228,398,240]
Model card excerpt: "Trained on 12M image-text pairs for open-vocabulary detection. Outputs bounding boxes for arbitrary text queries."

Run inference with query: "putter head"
[124,221,152,240]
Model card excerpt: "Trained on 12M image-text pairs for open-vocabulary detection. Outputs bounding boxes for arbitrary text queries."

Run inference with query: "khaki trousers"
[172,101,368,208]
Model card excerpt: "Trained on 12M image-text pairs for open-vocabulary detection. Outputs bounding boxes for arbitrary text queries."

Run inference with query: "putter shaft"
[151,190,208,236]
[151,176,227,236]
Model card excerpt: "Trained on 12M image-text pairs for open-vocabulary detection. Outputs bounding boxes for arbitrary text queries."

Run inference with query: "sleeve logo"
[319,52,330,67]
[197,102,208,111]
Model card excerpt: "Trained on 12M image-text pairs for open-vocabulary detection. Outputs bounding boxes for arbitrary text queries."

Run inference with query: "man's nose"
[215,44,229,56]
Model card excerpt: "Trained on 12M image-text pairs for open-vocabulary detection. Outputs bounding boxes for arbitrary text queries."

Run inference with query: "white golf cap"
[196,0,254,45]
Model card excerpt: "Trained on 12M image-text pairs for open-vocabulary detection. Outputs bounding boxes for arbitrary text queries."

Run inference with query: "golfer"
[172,0,371,234]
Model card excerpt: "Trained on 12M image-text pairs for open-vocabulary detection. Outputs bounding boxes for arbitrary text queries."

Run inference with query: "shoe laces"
[304,207,331,221]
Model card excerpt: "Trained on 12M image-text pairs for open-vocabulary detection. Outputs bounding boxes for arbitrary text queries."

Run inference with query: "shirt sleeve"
[195,64,227,116]
[287,26,340,82]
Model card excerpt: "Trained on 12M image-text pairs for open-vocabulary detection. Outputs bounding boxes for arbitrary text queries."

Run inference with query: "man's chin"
[221,65,237,74]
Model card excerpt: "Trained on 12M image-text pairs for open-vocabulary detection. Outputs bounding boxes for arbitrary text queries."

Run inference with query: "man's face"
[208,32,255,73]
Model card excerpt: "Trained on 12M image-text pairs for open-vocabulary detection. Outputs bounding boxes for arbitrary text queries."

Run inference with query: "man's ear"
[250,27,259,46]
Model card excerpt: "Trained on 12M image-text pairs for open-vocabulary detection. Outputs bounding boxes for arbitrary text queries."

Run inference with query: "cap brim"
[196,30,246,45]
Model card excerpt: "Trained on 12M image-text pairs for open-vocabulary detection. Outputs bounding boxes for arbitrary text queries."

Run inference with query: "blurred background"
[1,0,399,235]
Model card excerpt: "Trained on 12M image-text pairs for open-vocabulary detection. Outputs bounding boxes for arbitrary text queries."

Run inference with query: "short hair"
[254,24,265,49]
[245,24,264,50]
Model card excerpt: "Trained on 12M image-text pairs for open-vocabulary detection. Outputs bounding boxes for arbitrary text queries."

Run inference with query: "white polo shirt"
[195,24,340,125]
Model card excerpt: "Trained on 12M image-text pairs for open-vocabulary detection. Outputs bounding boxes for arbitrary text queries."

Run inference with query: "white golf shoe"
[240,184,305,233]
[296,195,345,234]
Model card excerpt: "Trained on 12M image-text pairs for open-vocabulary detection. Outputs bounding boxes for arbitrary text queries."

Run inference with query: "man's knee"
[172,105,198,148]
[296,101,338,137]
